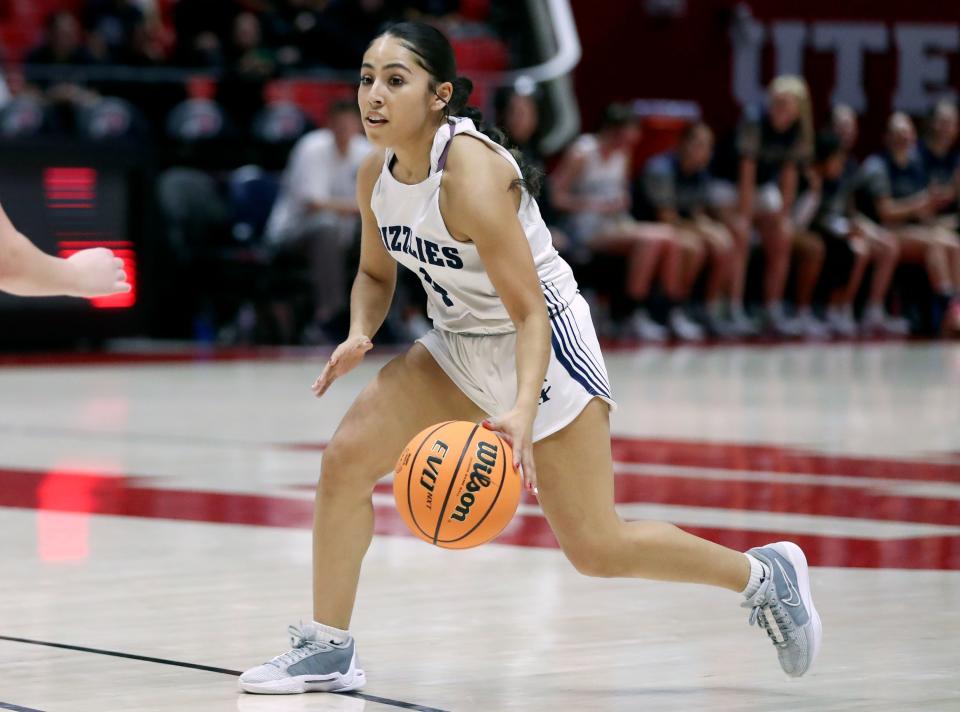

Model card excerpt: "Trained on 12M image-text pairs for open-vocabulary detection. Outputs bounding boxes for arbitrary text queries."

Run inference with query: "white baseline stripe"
[370,494,960,541]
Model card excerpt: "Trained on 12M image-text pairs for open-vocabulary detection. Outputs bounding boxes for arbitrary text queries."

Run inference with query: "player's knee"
[319,432,374,496]
[560,524,624,577]
[564,540,619,577]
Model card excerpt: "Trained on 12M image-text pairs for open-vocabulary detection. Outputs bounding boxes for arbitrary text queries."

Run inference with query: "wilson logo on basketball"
[394,421,520,549]
[419,439,449,495]
[450,440,498,522]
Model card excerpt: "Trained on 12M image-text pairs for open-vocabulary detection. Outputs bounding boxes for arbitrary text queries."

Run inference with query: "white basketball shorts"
[417,293,617,442]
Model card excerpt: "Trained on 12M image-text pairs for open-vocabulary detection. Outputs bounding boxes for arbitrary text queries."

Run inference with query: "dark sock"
[932,291,954,332]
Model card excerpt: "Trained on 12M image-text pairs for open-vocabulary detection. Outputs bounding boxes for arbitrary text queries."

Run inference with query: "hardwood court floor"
[1,341,958,711]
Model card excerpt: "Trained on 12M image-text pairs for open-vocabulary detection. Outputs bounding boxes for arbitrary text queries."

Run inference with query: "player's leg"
[313,343,486,626]
[534,399,822,677]
[240,343,486,694]
[535,399,747,586]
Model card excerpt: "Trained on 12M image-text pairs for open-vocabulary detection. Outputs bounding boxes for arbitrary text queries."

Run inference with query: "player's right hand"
[312,335,373,398]
[65,247,131,297]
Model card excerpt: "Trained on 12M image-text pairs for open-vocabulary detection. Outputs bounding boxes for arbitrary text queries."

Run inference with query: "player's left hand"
[481,407,537,495]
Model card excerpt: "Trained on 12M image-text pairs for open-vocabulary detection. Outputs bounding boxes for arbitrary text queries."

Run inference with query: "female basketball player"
[240,22,822,695]
[0,203,129,298]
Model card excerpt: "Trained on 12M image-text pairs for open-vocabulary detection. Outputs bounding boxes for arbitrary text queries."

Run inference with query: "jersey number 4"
[419,268,454,307]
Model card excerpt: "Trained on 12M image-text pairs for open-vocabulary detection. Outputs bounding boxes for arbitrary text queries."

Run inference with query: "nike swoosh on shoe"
[776,559,802,607]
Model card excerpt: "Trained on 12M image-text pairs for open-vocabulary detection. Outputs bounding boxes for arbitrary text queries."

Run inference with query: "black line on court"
[0,635,448,712]
[0,702,45,712]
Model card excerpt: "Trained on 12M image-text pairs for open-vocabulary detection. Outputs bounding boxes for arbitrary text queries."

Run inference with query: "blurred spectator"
[711,75,815,336]
[918,99,960,225]
[23,11,102,135]
[788,184,829,338]
[495,87,543,194]
[638,122,738,338]
[83,0,144,62]
[0,71,10,112]
[265,100,370,342]
[172,0,236,67]
[218,12,278,134]
[402,0,462,27]
[251,101,312,144]
[552,103,690,342]
[829,105,910,335]
[155,167,230,338]
[25,11,97,69]
[119,15,168,66]
[832,104,859,163]
[494,84,563,241]
[801,131,907,336]
[311,0,401,69]
[253,0,324,70]
[857,113,960,334]
[225,11,278,78]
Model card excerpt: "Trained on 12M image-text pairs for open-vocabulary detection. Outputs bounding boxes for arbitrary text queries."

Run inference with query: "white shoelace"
[268,624,332,668]
[742,578,795,648]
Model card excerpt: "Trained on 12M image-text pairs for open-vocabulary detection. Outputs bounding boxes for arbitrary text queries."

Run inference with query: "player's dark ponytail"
[377,22,543,198]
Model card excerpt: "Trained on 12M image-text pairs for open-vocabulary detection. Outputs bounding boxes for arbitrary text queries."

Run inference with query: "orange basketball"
[393,421,522,549]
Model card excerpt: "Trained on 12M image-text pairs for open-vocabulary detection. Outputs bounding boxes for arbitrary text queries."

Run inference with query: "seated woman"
[638,122,737,338]
[857,112,960,335]
[494,84,568,253]
[918,99,960,229]
[709,76,820,336]
[800,131,907,336]
[551,103,688,342]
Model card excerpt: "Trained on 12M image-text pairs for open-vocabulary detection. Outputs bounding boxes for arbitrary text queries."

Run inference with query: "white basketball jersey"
[371,117,578,335]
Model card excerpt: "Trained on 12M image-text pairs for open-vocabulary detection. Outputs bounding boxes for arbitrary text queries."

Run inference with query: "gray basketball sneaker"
[742,541,822,677]
[239,623,366,694]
